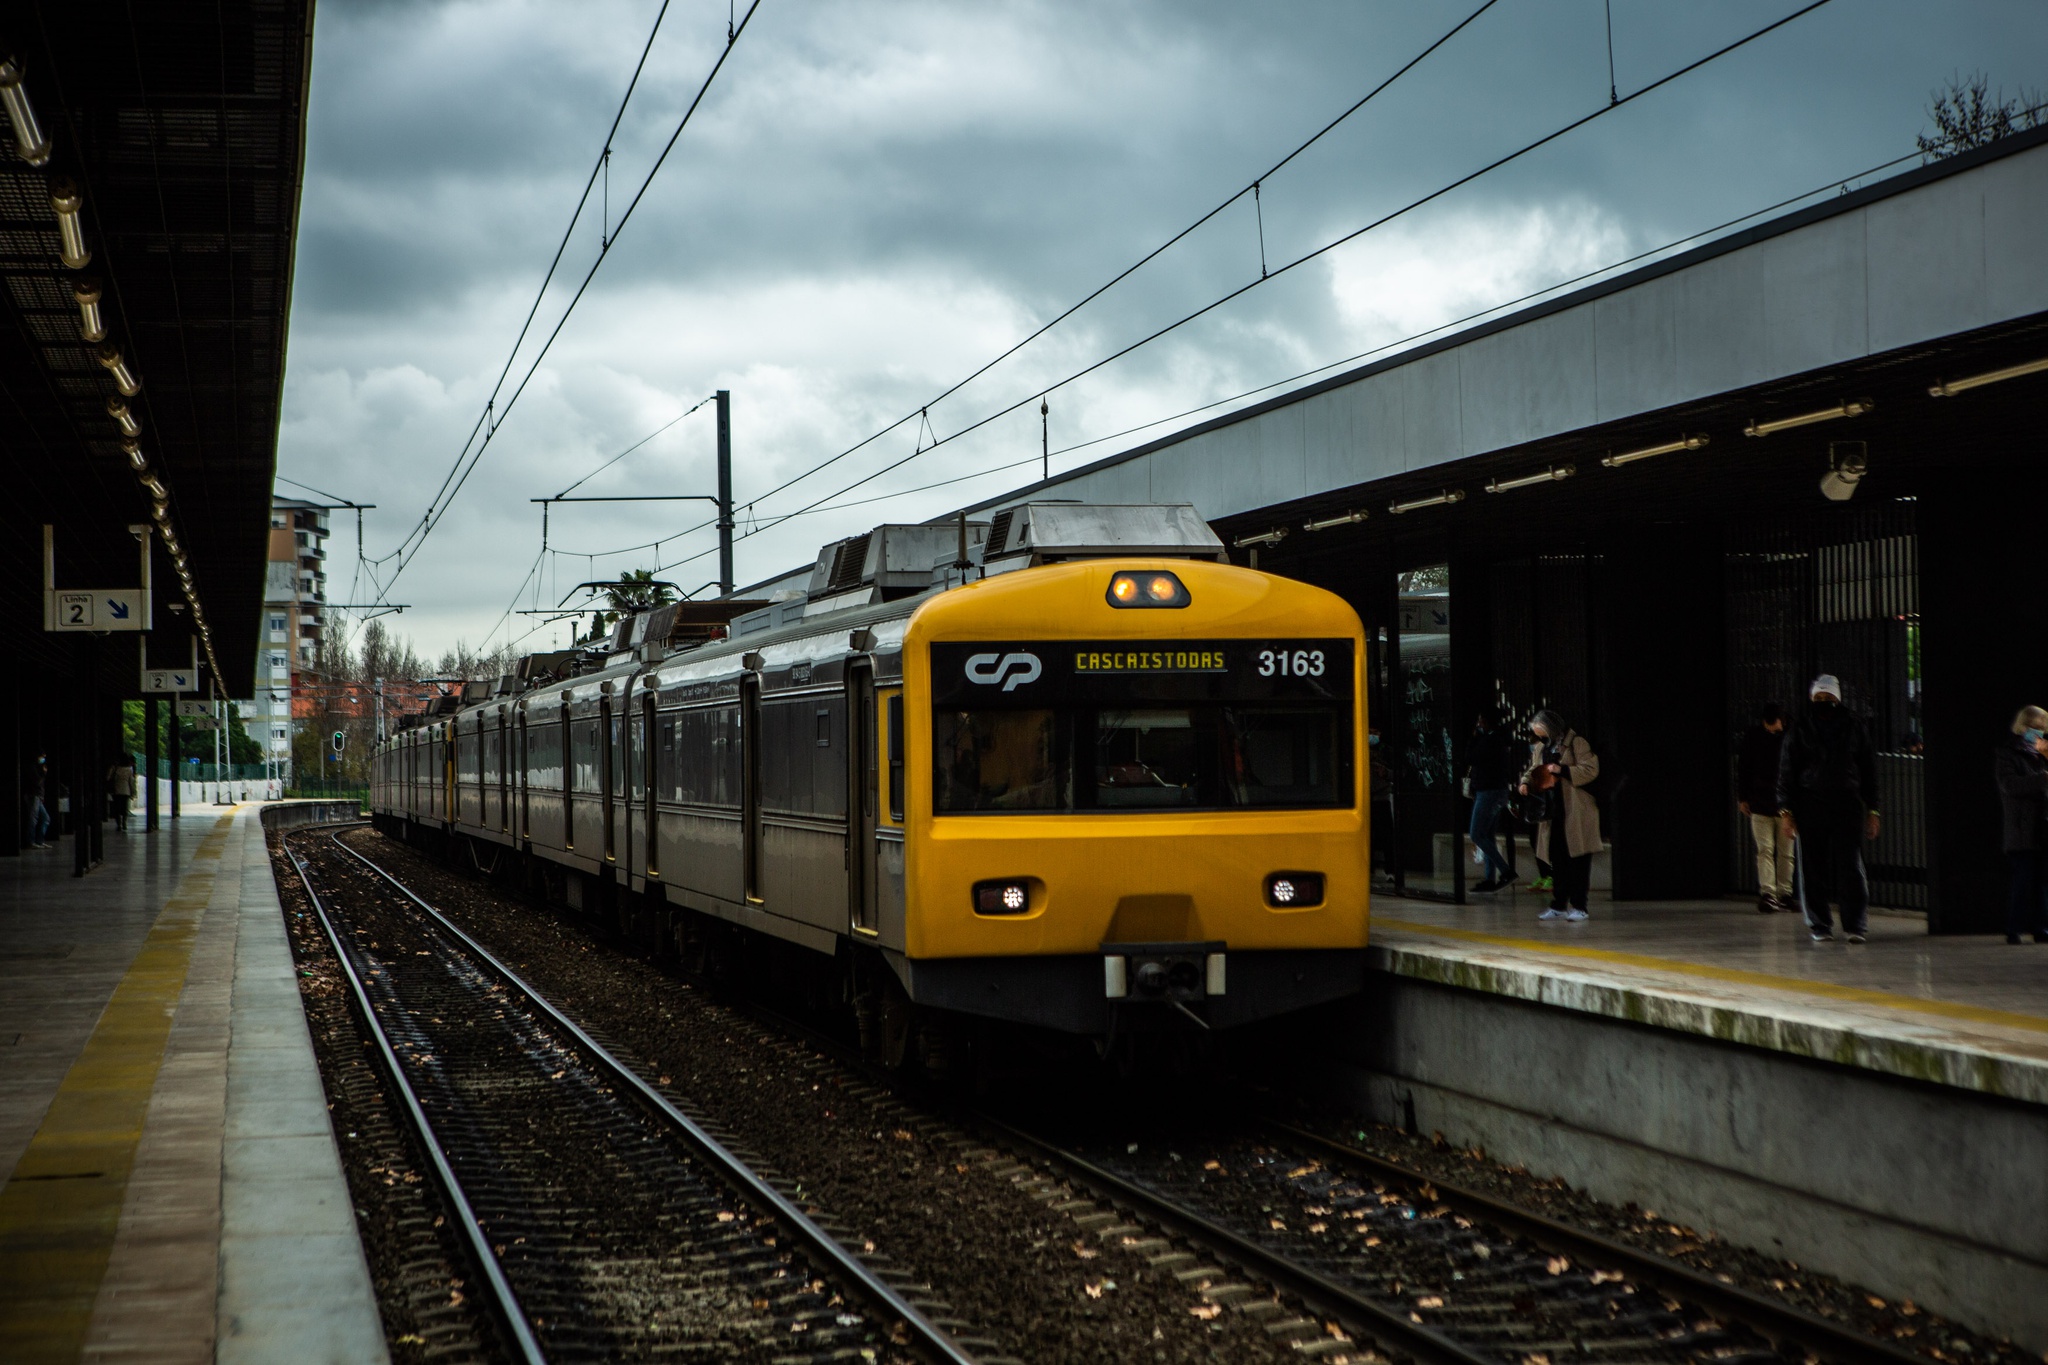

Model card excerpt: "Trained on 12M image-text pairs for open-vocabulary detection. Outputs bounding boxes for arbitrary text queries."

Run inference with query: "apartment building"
[243,497,330,780]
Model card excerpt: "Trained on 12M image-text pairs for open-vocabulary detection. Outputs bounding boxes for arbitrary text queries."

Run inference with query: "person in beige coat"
[1519,709,1600,921]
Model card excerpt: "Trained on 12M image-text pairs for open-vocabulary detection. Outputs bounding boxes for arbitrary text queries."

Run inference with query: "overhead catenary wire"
[551,394,717,500]
[721,0,1505,519]
[551,74,1901,581]
[383,0,675,574]
[385,0,1515,613]
[647,0,1837,570]
[369,1,763,603]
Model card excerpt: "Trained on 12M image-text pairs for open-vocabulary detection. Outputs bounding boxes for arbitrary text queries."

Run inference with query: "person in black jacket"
[1777,675,1881,943]
[1995,705,2048,945]
[1465,709,1519,892]
[1737,702,1792,914]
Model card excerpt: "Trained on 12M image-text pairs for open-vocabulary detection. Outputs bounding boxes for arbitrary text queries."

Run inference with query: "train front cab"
[895,558,1370,1038]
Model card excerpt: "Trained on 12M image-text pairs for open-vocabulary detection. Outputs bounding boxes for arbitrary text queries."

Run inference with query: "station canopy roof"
[0,3,312,698]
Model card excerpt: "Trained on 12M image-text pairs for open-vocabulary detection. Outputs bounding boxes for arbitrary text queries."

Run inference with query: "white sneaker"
[1538,907,1564,920]
[1564,908,1589,921]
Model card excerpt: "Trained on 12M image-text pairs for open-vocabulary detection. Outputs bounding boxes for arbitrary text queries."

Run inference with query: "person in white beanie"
[1776,675,1881,943]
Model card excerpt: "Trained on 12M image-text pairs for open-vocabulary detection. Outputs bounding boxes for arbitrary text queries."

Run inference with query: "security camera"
[1820,440,1867,502]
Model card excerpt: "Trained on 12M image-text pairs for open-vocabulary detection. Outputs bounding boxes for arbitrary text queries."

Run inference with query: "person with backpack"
[1994,705,2048,945]
[1737,702,1794,913]
[1777,675,1881,943]
[1520,709,1600,921]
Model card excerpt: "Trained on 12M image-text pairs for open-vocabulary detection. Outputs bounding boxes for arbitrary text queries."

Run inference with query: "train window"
[1224,706,1348,807]
[886,695,904,821]
[933,709,1066,812]
[665,707,741,807]
[816,709,831,748]
[526,722,563,789]
[932,702,1352,813]
[570,718,602,793]
[1094,709,1210,808]
[628,709,644,800]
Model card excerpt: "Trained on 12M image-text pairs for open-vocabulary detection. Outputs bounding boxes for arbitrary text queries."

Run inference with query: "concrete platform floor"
[1372,890,2048,1104]
[0,805,386,1364]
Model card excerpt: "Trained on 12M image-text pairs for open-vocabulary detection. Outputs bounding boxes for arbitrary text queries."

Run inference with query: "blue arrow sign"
[107,598,130,620]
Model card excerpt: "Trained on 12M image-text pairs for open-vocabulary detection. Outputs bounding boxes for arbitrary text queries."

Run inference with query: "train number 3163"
[1256,648,1325,678]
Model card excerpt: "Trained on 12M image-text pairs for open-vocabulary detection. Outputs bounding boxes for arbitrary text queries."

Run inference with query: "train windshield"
[933,703,1351,814]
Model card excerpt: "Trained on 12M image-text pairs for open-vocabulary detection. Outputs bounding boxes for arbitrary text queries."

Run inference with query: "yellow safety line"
[0,813,235,1363]
[1373,917,2048,1037]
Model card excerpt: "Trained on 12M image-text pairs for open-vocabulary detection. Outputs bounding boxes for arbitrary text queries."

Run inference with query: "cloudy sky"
[277,0,2048,661]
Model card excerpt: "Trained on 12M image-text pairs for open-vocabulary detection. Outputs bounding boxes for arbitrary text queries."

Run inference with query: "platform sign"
[176,700,211,718]
[187,717,221,732]
[50,589,146,632]
[143,668,198,693]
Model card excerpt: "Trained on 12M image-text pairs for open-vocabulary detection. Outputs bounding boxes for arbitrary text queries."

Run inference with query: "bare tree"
[1919,72,2044,161]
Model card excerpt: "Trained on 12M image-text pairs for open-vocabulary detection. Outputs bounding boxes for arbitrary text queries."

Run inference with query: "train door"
[497,711,511,833]
[641,689,659,879]
[560,700,574,850]
[741,672,763,904]
[517,709,529,840]
[442,725,455,825]
[847,662,879,934]
[476,714,489,829]
[600,692,617,864]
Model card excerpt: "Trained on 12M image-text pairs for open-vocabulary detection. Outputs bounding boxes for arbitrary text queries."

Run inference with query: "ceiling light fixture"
[107,395,141,437]
[121,438,147,471]
[0,58,51,166]
[72,277,104,342]
[1927,356,2048,398]
[1485,465,1575,494]
[1302,510,1367,532]
[96,344,141,395]
[1744,399,1871,438]
[1389,490,1465,515]
[141,473,167,500]
[1233,527,1289,549]
[48,178,89,269]
[1819,440,1867,502]
[1601,433,1708,467]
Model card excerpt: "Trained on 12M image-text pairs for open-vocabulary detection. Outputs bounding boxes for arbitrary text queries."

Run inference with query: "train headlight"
[1106,570,1190,608]
[1264,872,1325,908]
[973,878,1033,915]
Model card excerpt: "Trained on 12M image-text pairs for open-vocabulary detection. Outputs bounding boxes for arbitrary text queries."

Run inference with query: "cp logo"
[964,651,1042,692]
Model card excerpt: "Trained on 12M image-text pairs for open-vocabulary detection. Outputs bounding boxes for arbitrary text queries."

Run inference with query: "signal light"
[1106,570,1190,609]
[1264,871,1324,908]
[972,878,1031,915]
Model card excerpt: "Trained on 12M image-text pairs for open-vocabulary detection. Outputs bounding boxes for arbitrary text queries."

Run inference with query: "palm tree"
[580,570,676,643]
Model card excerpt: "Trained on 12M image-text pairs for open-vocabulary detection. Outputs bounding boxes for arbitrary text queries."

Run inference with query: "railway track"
[975,1116,1937,1365]
[284,824,982,1365]
[286,826,1949,1365]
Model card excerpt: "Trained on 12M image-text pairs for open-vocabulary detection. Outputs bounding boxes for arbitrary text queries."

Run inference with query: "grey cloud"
[282,0,2048,657]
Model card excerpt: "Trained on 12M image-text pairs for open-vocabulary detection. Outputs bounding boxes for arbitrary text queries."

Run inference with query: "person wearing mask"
[1777,675,1881,944]
[1465,709,1519,892]
[1737,702,1794,913]
[1994,706,2048,945]
[1520,710,1600,921]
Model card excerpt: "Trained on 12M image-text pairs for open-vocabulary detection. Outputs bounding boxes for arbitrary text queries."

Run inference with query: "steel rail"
[971,1112,1497,1365]
[1269,1122,1929,1365]
[285,833,548,1365]
[323,832,981,1365]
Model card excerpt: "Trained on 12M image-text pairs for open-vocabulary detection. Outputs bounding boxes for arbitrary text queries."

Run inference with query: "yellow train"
[370,503,1368,1062]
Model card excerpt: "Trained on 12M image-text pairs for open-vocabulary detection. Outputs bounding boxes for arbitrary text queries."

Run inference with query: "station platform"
[0,805,386,1364]
[1338,891,2048,1350]
[1368,893,2048,1104]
